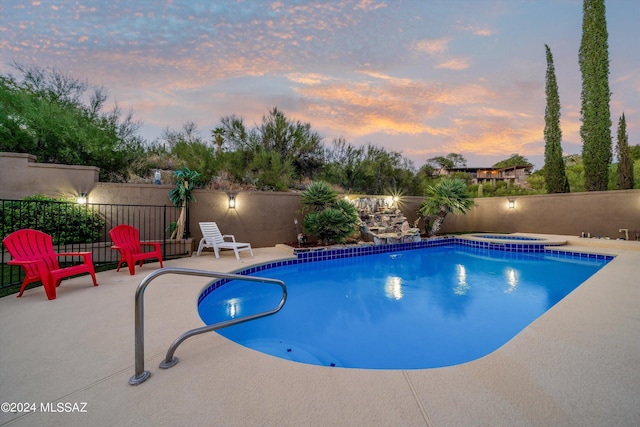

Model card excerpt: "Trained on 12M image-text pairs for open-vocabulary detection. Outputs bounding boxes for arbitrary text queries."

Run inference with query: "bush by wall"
[1,195,105,245]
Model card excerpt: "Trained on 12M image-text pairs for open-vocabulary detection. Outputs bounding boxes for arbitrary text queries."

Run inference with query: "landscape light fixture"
[508,197,516,209]
[77,193,88,204]
[228,193,236,209]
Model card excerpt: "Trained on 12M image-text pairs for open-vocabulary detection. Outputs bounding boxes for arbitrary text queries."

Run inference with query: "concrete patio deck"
[1,236,639,426]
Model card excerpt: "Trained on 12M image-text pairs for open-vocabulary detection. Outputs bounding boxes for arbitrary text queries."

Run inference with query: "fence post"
[185,199,190,239]
[163,204,167,260]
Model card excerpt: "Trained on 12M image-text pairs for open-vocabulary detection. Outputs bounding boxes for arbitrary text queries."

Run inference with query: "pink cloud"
[436,57,471,70]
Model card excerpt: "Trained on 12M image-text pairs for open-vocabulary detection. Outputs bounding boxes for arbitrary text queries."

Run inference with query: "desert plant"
[418,178,475,236]
[168,167,201,239]
[300,181,359,245]
[300,181,338,213]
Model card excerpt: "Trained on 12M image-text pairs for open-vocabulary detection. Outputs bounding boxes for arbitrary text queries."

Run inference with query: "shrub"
[300,181,338,212]
[300,181,359,245]
[0,195,105,245]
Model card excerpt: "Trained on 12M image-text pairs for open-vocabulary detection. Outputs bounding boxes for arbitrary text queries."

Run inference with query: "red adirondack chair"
[2,229,99,300]
[109,224,163,275]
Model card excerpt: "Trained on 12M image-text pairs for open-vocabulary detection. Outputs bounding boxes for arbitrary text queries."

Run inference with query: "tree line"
[0,63,541,196]
[1,43,638,198]
[543,0,635,192]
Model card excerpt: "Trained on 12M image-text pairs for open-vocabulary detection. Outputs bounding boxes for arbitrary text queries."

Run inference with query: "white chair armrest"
[222,234,237,242]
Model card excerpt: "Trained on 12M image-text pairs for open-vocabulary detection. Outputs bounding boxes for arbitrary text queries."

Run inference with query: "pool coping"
[459,232,568,247]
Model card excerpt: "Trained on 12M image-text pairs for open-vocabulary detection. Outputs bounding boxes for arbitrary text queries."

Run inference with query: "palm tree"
[418,178,475,236]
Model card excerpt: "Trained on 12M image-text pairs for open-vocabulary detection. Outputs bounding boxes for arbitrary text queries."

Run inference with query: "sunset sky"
[1,0,638,170]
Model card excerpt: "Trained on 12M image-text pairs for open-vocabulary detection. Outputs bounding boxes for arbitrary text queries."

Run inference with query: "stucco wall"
[190,190,306,248]
[2,152,639,245]
[438,190,640,240]
[0,152,99,200]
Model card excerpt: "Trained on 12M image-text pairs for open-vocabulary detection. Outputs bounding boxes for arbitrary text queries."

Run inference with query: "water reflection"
[504,268,519,293]
[453,264,470,295]
[385,276,403,300]
[226,297,241,318]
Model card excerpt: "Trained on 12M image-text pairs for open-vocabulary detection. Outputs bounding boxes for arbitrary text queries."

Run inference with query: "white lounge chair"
[197,222,253,260]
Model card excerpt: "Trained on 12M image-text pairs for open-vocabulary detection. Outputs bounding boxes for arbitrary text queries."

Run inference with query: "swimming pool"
[198,243,611,369]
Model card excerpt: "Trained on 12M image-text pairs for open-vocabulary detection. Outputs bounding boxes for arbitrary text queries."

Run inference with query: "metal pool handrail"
[129,267,287,385]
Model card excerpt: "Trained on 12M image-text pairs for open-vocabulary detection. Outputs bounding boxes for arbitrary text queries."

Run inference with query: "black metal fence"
[1,199,187,292]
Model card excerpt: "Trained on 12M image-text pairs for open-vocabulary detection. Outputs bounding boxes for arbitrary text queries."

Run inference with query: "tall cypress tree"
[543,44,570,193]
[579,0,612,191]
[616,113,634,189]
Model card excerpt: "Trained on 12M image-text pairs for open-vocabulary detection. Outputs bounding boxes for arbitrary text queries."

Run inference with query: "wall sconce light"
[507,197,516,209]
[77,193,88,204]
[228,193,236,209]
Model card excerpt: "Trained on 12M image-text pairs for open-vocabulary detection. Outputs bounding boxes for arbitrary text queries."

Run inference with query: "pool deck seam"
[402,370,434,427]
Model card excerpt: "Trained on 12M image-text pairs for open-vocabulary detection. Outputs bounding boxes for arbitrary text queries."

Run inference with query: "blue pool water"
[198,244,610,369]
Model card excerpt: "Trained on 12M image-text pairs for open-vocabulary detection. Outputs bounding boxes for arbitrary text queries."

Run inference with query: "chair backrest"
[199,222,224,245]
[109,224,142,253]
[2,229,60,274]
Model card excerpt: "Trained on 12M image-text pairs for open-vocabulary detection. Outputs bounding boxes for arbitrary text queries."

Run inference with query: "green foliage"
[248,150,294,191]
[561,144,620,193]
[526,173,547,193]
[424,153,467,172]
[168,167,202,207]
[0,195,105,245]
[300,181,359,244]
[417,163,437,178]
[492,154,534,170]
[615,113,634,189]
[129,141,180,178]
[214,108,325,187]
[449,171,473,183]
[321,138,419,195]
[566,161,586,192]
[543,44,570,193]
[300,181,338,212]
[579,0,612,191]
[211,127,225,153]
[303,201,359,245]
[0,87,33,150]
[607,163,618,191]
[468,180,544,198]
[258,107,325,179]
[418,178,475,235]
[0,64,145,182]
[163,122,220,183]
